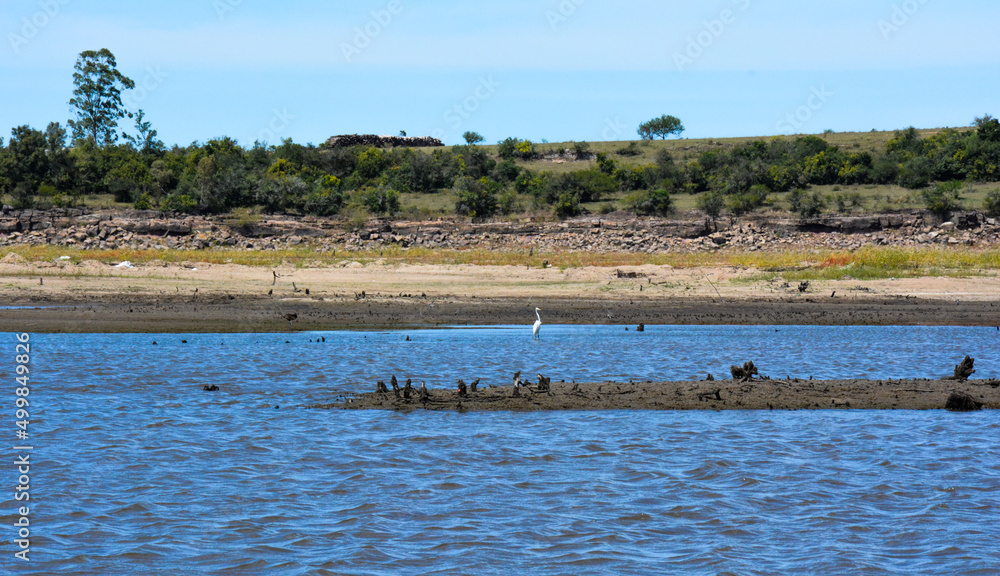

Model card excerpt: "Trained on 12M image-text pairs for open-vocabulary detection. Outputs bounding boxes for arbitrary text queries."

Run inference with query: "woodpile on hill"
[325,134,444,148]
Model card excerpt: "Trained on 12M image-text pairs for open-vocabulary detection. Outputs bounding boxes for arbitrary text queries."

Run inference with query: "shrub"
[921,180,964,215]
[353,147,388,181]
[255,175,308,213]
[726,185,770,216]
[355,186,400,216]
[303,176,344,216]
[616,142,642,157]
[494,159,520,183]
[613,165,654,191]
[897,155,933,189]
[596,152,616,175]
[984,189,1000,216]
[497,189,523,215]
[497,137,536,161]
[833,190,863,213]
[625,188,673,216]
[790,189,826,217]
[133,192,153,210]
[550,169,617,203]
[697,191,724,218]
[162,192,198,213]
[572,141,592,160]
[553,192,582,219]
[454,176,501,218]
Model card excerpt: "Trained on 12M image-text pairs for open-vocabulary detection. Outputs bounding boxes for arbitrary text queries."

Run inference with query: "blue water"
[6,326,1000,575]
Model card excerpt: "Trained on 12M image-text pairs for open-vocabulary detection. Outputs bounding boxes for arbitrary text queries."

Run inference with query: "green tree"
[354,186,400,216]
[975,114,1000,143]
[68,49,135,146]
[697,191,724,218]
[463,131,484,146]
[123,110,163,154]
[626,188,674,216]
[454,176,500,218]
[638,115,685,140]
[1,126,49,207]
[44,122,76,197]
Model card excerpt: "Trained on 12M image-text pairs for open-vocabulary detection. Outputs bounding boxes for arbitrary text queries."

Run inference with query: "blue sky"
[2,0,998,146]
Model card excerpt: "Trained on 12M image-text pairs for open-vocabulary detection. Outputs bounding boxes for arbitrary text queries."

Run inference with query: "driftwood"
[326,134,443,148]
[945,391,983,412]
[730,361,759,383]
[952,356,976,381]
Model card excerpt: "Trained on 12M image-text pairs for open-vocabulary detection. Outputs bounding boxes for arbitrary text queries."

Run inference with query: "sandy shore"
[2,260,1000,332]
[321,379,1000,412]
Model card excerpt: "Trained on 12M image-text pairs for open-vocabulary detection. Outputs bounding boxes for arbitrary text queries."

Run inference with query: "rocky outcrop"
[1,208,998,254]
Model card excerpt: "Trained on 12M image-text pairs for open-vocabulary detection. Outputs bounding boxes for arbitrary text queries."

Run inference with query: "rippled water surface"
[9,326,1000,575]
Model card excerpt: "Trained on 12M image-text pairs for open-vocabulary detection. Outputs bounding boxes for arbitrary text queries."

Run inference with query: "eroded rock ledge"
[0,207,996,254]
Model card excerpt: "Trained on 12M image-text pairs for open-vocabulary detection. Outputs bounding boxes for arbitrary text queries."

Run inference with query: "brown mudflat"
[322,378,1000,412]
[3,294,1000,333]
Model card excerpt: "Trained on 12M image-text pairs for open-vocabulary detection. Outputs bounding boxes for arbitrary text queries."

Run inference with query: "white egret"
[532,307,542,339]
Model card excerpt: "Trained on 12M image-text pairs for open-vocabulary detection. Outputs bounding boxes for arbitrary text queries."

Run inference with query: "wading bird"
[532,308,542,339]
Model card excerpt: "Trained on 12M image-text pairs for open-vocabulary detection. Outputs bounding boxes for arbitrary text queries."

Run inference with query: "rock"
[1,252,27,264]
[945,391,983,412]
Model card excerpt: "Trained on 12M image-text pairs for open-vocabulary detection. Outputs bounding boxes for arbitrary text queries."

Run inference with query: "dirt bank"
[322,378,1000,412]
[2,259,1000,332]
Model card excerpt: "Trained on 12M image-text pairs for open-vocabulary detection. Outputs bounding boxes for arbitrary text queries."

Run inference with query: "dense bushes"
[4,119,1000,219]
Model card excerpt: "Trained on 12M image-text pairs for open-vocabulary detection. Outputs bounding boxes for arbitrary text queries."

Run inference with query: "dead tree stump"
[730,361,759,382]
[953,356,976,381]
